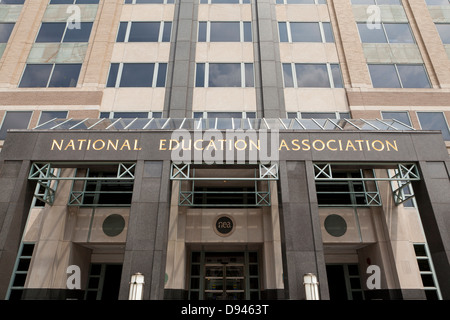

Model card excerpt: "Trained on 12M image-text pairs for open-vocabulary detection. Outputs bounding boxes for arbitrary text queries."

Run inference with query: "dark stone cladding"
[1,129,448,163]
[0,129,449,300]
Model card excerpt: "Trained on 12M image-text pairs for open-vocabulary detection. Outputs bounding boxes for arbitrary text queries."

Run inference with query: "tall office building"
[0,0,449,301]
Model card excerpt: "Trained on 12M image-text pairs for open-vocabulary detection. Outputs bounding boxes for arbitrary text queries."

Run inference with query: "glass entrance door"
[204,263,245,300]
[189,251,260,300]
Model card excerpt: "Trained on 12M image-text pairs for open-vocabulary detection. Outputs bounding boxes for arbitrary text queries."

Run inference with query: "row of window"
[16,62,432,89]
[4,20,447,55]
[2,110,449,140]
[3,21,449,46]
[0,0,99,4]
[1,0,449,5]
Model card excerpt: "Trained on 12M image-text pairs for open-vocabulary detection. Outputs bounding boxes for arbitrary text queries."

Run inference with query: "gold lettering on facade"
[50,138,399,153]
[51,139,142,151]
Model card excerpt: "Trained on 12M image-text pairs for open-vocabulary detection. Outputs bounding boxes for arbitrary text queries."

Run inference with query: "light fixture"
[303,273,319,300]
[129,272,145,300]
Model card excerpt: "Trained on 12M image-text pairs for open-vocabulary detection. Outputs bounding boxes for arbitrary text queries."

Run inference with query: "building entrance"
[189,251,260,300]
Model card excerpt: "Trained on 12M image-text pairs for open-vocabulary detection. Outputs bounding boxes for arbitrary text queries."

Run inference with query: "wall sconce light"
[303,273,319,300]
[129,272,145,300]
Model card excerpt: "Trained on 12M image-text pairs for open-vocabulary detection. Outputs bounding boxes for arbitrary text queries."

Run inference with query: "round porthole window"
[324,214,347,237]
[102,214,125,237]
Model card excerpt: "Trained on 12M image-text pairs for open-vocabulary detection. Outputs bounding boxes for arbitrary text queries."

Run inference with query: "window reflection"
[209,63,241,87]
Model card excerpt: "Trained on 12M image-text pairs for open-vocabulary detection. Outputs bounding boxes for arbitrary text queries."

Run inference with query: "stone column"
[0,160,34,299]
[278,160,328,300]
[253,0,286,118]
[166,0,197,118]
[118,160,172,300]
[412,160,450,300]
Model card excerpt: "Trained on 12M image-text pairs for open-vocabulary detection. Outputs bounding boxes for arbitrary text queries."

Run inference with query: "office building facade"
[0,0,449,300]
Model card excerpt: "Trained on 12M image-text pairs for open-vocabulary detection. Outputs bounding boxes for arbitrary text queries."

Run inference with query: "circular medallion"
[324,214,347,237]
[214,215,235,237]
[102,214,125,237]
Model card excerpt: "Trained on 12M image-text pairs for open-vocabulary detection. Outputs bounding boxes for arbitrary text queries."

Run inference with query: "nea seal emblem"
[214,215,234,236]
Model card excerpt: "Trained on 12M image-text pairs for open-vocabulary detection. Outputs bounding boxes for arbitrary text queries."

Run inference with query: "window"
[70,169,134,207]
[19,64,82,88]
[351,0,401,4]
[315,169,381,207]
[276,0,327,4]
[326,264,365,300]
[381,111,412,127]
[368,64,431,88]
[35,22,93,43]
[279,22,334,43]
[435,24,450,44]
[413,244,442,300]
[0,0,25,4]
[50,0,99,4]
[425,0,450,5]
[84,264,123,300]
[0,111,32,140]
[288,112,350,119]
[282,63,343,88]
[100,111,162,118]
[417,112,450,141]
[200,0,250,4]
[193,112,256,118]
[6,243,35,300]
[195,63,254,88]
[198,21,252,42]
[176,165,270,207]
[357,23,415,43]
[125,0,175,3]
[0,23,14,43]
[106,63,167,87]
[38,111,68,125]
[116,21,172,42]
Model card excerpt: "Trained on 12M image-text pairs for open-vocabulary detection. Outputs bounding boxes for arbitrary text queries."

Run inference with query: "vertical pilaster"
[166,0,197,118]
[412,160,450,299]
[254,0,285,118]
[0,160,33,299]
[119,160,172,300]
[278,160,328,300]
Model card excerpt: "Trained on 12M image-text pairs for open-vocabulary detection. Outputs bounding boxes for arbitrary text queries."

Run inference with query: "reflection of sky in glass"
[436,24,450,44]
[0,112,32,139]
[208,63,241,87]
[425,0,450,5]
[417,112,450,140]
[290,23,322,42]
[369,64,401,88]
[63,22,93,42]
[381,112,412,127]
[384,23,414,43]
[210,22,240,42]
[48,64,81,87]
[1,0,26,4]
[282,64,294,87]
[397,65,430,88]
[39,111,68,125]
[357,23,387,43]
[0,24,14,43]
[35,23,66,42]
[120,63,154,87]
[129,22,160,42]
[19,65,53,87]
[295,64,330,87]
